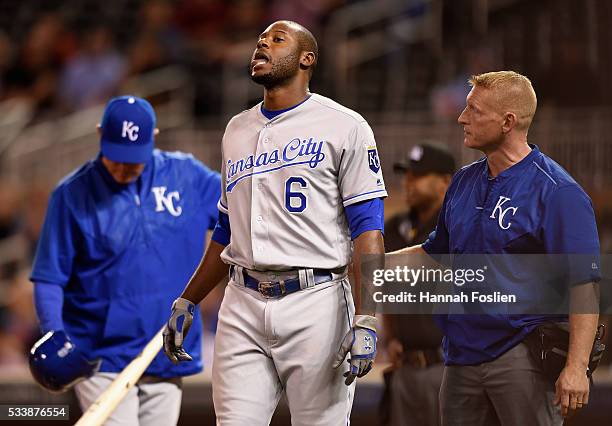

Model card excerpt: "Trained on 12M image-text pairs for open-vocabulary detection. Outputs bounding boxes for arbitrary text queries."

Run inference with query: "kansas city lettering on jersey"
[226,137,326,192]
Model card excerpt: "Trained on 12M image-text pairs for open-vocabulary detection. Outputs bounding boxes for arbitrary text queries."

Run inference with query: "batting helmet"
[29,330,101,393]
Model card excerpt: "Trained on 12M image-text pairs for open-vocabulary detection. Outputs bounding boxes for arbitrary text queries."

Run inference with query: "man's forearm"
[567,283,599,371]
[567,314,598,370]
[566,283,599,370]
[352,230,385,315]
[181,240,229,304]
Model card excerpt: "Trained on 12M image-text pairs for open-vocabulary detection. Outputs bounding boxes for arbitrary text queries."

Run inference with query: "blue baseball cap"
[100,96,156,164]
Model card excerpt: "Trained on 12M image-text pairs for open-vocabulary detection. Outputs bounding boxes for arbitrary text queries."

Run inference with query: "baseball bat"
[74,326,165,426]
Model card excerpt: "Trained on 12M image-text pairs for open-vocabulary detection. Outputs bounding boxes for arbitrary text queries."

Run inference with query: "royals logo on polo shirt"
[490,196,518,230]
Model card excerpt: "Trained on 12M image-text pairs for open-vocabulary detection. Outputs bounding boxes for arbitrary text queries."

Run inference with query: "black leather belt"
[230,266,333,298]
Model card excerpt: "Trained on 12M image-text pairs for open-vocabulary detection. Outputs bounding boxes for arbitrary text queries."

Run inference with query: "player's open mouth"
[251,59,268,69]
[251,51,270,70]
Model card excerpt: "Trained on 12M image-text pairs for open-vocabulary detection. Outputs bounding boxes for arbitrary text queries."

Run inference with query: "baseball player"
[29,96,221,425]
[394,71,600,425]
[163,20,387,425]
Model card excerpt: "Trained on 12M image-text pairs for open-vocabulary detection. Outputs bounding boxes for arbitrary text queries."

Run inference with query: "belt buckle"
[257,281,275,298]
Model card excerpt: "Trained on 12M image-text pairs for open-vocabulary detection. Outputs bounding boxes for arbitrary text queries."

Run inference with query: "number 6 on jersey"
[285,177,308,213]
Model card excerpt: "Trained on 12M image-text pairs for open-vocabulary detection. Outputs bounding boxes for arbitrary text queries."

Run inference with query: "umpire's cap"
[29,330,101,393]
[393,143,456,175]
[100,95,156,164]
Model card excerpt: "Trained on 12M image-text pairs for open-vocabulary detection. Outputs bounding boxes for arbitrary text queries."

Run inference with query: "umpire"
[385,143,455,252]
[394,71,601,426]
[381,143,454,426]
[29,96,221,425]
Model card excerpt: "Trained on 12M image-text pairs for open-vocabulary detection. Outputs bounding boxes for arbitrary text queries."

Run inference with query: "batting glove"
[163,297,195,365]
[333,315,378,385]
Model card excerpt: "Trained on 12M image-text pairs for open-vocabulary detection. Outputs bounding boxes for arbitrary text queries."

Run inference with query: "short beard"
[251,50,301,89]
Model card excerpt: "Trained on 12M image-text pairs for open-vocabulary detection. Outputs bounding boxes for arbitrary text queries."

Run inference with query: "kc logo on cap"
[122,121,140,141]
[100,96,156,164]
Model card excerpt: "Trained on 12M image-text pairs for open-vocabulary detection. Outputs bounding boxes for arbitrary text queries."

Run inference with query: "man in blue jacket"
[394,71,600,425]
[30,96,221,425]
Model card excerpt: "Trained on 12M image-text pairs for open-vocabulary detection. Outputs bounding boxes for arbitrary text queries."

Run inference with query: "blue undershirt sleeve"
[211,212,231,246]
[344,198,384,240]
[34,282,65,333]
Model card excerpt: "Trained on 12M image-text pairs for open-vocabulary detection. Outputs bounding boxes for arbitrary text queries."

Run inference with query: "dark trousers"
[381,363,444,426]
[439,343,564,426]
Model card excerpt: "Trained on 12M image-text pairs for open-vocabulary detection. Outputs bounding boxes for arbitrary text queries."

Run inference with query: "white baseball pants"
[75,373,182,426]
[212,275,356,426]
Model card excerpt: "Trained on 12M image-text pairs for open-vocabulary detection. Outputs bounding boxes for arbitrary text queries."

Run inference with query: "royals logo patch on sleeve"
[367,147,380,173]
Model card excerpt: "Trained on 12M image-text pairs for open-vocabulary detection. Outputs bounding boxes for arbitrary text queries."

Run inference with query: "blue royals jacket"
[31,150,221,377]
[422,145,601,365]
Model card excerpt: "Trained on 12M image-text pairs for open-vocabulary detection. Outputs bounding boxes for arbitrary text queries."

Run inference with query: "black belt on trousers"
[230,266,333,298]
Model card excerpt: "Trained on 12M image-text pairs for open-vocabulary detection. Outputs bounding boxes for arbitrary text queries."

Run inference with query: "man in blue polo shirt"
[30,96,221,425]
[395,71,600,425]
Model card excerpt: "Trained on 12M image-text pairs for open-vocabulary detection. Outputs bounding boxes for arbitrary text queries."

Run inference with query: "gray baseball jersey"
[218,93,387,271]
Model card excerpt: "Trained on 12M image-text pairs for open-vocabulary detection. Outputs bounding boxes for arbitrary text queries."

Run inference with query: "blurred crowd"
[1,0,610,120]
[0,0,351,120]
[0,0,511,122]
[0,179,47,373]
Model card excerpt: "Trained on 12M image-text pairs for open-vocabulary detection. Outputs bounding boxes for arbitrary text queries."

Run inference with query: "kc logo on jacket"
[490,196,518,230]
[152,186,182,217]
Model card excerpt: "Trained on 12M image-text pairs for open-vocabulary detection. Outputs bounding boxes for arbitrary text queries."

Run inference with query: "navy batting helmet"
[29,331,101,393]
